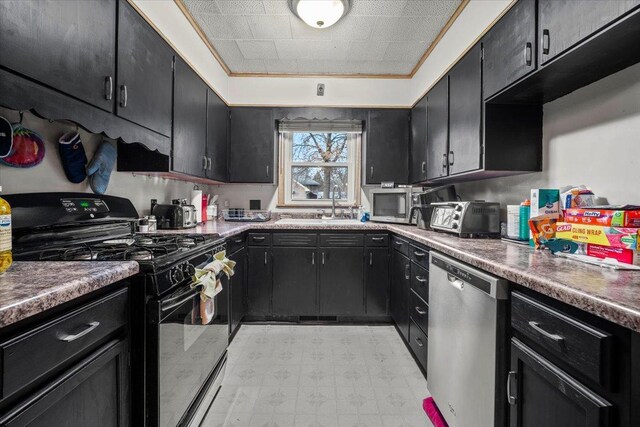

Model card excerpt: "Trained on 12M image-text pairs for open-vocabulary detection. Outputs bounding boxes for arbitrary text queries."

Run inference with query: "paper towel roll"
[191,188,203,223]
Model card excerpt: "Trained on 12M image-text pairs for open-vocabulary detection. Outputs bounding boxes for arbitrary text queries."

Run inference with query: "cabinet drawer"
[410,263,429,303]
[410,245,429,269]
[0,288,128,400]
[409,290,428,336]
[409,319,428,373]
[391,236,409,256]
[511,292,613,386]
[273,233,317,247]
[365,234,388,247]
[226,234,245,254]
[319,234,363,247]
[247,233,271,246]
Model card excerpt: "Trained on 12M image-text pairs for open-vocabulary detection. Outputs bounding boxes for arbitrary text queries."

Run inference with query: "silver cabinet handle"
[421,161,426,174]
[369,251,373,265]
[370,166,374,179]
[415,276,427,283]
[528,321,564,342]
[442,153,447,175]
[415,306,427,315]
[507,371,517,405]
[414,337,424,347]
[394,240,403,246]
[312,252,315,265]
[253,236,266,242]
[371,237,384,242]
[202,156,207,170]
[58,321,100,342]
[266,165,270,177]
[264,251,268,265]
[207,157,212,170]
[413,251,426,258]
[449,150,454,166]
[120,85,128,108]
[404,264,410,280]
[524,42,532,66]
[104,76,113,100]
[322,252,325,265]
[542,29,550,55]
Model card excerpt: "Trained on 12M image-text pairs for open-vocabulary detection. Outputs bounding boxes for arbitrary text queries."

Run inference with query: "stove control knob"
[452,223,459,229]
[182,262,196,277]
[453,213,460,220]
[455,205,463,211]
[170,267,184,285]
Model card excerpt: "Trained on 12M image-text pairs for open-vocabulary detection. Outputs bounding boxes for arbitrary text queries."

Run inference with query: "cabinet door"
[538,0,640,65]
[229,107,274,183]
[448,43,482,176]
[229,247,246,337]
[410,96,428,183]
[390,250,410,341]
[116,0,173,137]
[483,0,536,99]
[509,338,612,427]
[365,248,389,316]
[206,89,229,182]
[0,339,129,427]
[247,247,272,316]
[319,248,364,316]
[366,109,409,185]
[172,58,207,177]
[426,77,449,180]
[0,0,116,112]
[272,248,317,316]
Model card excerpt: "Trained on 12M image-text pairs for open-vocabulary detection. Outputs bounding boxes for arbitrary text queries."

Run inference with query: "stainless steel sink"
[275,218,364,226]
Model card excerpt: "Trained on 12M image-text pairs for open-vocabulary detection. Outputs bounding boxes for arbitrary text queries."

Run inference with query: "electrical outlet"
[317,83,325,96]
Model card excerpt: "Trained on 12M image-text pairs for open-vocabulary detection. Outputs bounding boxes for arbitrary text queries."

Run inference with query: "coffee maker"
[409,185,458,229]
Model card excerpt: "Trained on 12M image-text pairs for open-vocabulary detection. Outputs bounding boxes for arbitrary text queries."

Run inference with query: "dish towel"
[423,397,448,427]
[191,251,235,324]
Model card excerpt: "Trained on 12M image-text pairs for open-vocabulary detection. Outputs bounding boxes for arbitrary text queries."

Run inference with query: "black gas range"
[5,193,229,427]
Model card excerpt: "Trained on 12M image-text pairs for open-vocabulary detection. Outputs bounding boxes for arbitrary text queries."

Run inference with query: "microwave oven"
[370,187,423,224]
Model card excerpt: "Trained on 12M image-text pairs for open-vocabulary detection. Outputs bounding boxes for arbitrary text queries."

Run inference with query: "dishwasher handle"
[447,273,464,290]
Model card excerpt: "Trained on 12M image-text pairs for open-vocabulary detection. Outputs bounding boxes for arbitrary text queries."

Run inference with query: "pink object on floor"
[423,397,449,427]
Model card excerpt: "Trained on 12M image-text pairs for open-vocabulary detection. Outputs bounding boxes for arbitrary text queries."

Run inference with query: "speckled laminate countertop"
[149,219,640,333]
[0,261,139,328]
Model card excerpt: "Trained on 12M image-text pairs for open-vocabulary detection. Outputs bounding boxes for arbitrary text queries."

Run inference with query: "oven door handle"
[161,287,199,313]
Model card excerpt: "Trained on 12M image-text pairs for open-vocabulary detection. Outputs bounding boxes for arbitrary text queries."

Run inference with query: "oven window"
[373,193,407,218]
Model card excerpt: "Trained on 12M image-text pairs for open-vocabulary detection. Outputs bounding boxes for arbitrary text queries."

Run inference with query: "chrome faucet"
[331,185,340,219]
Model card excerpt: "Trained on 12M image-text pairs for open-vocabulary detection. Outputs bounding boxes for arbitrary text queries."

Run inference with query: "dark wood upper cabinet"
[448,44,483,176]
[0,0,116,112]
[483,0,536,99]
[206,89,229,182]
[365,109,409,185]
[116,0,173,137]
[426,77,449,180]
[538,0,640,65]
[410,96,428,184]
[172,58,207,178]
[229,107,275,183]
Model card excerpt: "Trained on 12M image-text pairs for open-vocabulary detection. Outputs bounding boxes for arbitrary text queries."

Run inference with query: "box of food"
[585,244,640,266]
[556,222,640,250]
[531,189,561,219]
[564,207,640,227]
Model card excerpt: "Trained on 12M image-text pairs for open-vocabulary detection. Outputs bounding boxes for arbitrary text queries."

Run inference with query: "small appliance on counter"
[430,201,500,237]
[370,186,424,224]
[409,185,458,229]
[151,198,197,229]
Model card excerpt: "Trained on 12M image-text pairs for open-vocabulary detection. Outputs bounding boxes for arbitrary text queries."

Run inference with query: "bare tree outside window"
[290,132,350,200]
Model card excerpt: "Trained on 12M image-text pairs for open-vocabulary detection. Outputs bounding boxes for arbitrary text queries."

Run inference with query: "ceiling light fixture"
[288,0,351,29]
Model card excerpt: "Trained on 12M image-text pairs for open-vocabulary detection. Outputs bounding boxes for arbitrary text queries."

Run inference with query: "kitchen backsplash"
[0,107,210,216]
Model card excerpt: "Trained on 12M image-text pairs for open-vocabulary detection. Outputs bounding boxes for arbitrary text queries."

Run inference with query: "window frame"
[277,131,361,208]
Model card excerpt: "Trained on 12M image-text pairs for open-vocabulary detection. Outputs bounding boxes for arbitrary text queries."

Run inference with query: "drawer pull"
[394,241,403,245]
[233,239,243,243]
[252,236,266,241]
[528,321,564,342]
[507,371,517,405]
[413,251,426,258]
[415,307,427,315]
[371,237,384,242]
[58,321,100,342]
[414,337,424,347]
[415,276,427,283]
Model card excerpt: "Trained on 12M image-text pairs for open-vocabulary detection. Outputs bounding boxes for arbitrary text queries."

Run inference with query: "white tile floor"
[201,325,433,427]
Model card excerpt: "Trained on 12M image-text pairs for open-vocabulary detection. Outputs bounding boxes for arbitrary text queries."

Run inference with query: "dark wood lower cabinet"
[319,247,364,316]
[272,248,317,316]
[229,247,246,337]
[247,247,272,316]
[509,338,612,427]
[0,339,130,427]
[365,248,389,316]
[390,249,410,341]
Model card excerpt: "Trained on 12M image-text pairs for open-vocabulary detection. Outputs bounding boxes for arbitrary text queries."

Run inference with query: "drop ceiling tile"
[290,17,333,40]
[295,59,327,74]
[370,17,429,42]
[330,16,376,41]
[347,41,390,61]
[183,0,222,15]
[350,0,409,16]
[262,0,290,15]
[198,14,252,39]
[402,0,461,17]
[264,59,299,73]
[215,0,265,15]
[275,40,349,61]
[383,41,428,62]
[213,40,245,62]
[361,60,414,75]
[247,15,292,39]
[237,40,278,60]
[227,58,267,73]
[325,60,363,74]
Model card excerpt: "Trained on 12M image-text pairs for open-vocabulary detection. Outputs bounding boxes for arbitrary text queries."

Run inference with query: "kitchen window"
[278,120,362,207]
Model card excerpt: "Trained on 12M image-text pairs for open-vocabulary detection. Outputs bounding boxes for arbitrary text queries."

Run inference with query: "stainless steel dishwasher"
[427,251,509,427]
